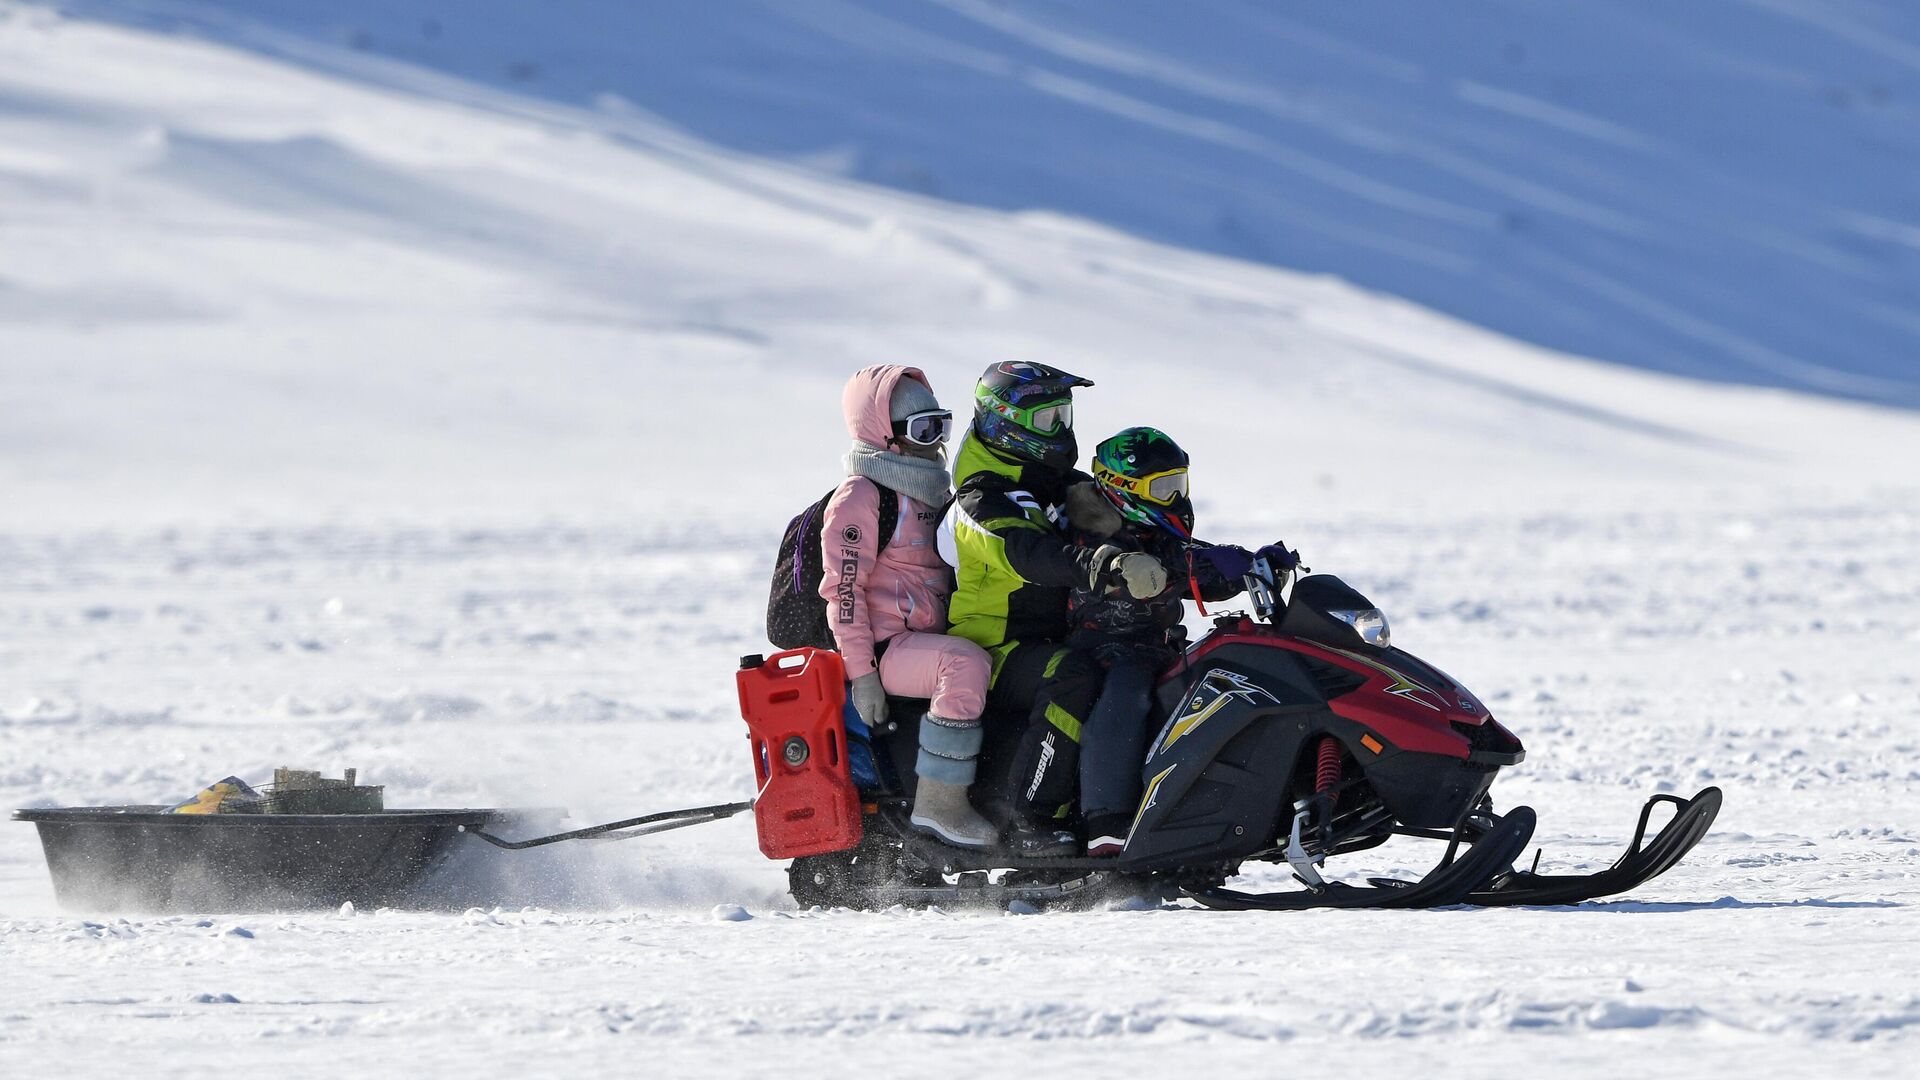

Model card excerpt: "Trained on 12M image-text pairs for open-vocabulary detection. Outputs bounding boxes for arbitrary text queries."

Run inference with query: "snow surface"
[2,4,1919,1077]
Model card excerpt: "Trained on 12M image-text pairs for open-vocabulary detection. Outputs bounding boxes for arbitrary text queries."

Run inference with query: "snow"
[42,0,1920,404]
[2,4,1918,1078]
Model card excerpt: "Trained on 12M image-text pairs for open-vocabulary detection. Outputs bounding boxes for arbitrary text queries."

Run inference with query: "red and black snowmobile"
[738,556,1721,910]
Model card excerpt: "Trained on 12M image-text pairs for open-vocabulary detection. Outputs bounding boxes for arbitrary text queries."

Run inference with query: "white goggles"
[897,409,953,446]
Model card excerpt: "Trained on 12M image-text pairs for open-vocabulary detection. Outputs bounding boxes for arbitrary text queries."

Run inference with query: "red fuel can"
[736,648,864,859]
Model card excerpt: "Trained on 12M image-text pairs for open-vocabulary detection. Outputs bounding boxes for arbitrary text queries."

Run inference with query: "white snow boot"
[909,713,997,848]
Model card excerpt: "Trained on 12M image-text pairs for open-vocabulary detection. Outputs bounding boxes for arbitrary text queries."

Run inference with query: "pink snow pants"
[877,631,991,723]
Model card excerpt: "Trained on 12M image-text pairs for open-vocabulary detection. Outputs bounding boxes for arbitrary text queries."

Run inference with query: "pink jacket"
[818,366,955,679]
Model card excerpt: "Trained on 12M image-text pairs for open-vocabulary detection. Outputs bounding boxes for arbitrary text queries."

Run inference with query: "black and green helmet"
[1091,427,1193,536]
[972,361,1094,472]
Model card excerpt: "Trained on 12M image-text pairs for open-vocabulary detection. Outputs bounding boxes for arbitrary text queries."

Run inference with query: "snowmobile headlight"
[1329,608,1391,648]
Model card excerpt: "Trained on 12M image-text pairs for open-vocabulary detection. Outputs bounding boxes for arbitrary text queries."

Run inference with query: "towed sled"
[16,805,520,912]
[739,557,1721,911]
[12,773,736,913]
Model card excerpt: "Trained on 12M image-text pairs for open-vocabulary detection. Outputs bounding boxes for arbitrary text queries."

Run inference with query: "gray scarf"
[845,441,952,509]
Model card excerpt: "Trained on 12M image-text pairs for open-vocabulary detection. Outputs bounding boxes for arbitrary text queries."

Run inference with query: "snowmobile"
[738,556,1721,911]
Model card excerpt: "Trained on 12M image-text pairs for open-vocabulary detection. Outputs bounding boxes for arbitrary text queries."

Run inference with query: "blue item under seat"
[842,698,884,791]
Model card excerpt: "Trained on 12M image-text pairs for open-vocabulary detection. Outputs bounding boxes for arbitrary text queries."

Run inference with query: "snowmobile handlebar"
[1243,555,1292,623]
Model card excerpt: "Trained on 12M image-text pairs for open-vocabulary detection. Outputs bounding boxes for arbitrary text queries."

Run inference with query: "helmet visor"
[897,409,953,446]
[1026,400,1072,436]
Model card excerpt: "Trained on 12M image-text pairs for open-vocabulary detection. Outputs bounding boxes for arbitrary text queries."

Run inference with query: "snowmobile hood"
[842,364,934,448]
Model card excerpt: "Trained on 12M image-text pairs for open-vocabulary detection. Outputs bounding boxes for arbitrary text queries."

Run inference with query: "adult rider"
[938,361,1167,857]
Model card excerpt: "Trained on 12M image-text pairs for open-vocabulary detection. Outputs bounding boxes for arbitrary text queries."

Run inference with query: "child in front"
[1067,426,1293,855]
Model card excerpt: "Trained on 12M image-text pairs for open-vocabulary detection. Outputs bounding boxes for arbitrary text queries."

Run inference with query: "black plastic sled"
[14,805,529,912]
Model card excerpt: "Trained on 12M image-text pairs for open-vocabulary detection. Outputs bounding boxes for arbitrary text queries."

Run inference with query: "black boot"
[1083,813,1131,857]
[1005,816,1078,858]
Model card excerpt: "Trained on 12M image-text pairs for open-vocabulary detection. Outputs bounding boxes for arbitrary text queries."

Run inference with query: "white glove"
[849,671,888,729]
[1088,544,1168,600]
[1114,552,1168,599]
[1087,544,1126,592]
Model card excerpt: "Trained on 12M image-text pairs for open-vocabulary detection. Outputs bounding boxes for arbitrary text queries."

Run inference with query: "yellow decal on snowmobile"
[1323,646,1445,712]
[1128,763,1178,842]
[1158,669,1281,753]
[1162,693,1231,750]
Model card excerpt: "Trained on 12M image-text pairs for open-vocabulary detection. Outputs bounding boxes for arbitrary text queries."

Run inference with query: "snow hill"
[46,0,1920,406]
[3,1,1917,530]
[1,4,1918,1078]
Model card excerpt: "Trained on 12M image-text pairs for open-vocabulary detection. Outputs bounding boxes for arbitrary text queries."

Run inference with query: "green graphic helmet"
[972,361,1095,472]
[1091,427,1193,537]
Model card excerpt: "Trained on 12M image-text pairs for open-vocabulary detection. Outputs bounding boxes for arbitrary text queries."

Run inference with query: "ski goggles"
[986,396,1072,436]
[1092,461,1190,506]
[894,409,953,446]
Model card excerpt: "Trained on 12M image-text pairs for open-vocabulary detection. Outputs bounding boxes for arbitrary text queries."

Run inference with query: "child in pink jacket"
[818,365,997,848]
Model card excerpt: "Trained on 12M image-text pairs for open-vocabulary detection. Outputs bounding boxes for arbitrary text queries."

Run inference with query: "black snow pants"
[979,639,1104,824]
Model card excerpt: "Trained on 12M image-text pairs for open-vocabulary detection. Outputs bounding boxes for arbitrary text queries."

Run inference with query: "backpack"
[767,482,900,651]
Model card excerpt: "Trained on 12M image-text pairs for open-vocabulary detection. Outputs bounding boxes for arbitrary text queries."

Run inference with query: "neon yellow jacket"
[943,433,1097,650]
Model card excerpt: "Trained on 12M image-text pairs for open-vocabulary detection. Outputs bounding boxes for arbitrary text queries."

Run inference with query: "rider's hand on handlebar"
[1196,544,1253,580]
[1255,542,1300,573]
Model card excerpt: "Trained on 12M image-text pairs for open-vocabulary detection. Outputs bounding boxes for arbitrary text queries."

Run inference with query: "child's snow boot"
[909,713,996,848]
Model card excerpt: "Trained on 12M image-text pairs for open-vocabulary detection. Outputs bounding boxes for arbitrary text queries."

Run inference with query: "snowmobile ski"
[1183,805,1537,911]
[1467,787,1721,907]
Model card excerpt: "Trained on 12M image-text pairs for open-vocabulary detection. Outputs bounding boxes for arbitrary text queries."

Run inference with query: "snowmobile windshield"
[1279,574,1388,652]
